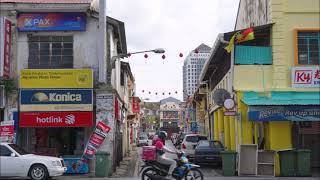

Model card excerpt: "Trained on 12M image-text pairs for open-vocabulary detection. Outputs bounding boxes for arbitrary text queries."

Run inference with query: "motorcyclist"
[155,131,177,179]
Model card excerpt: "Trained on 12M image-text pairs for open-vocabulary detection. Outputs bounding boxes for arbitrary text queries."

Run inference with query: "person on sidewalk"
[155,131,177,180]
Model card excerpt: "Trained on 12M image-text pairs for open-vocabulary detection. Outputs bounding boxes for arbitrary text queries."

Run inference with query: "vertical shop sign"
[114,97,120,121]
[0,17,12,78]
[132,97,140,113]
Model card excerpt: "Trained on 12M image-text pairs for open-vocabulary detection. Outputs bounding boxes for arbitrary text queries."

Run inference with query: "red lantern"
[127,53,131,57]
[144,54,148,58]
[155,92,158,95]
[175,91,178,94]
[194,49,199,54]
[149,91,151,94]
[179,53,183,57]
[169,92,171,95]
[142,90,144,93]
[162,55,166,59]
[162,93,165,95]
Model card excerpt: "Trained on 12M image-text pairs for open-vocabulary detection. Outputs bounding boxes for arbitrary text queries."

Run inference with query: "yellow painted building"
[200,0,319,176]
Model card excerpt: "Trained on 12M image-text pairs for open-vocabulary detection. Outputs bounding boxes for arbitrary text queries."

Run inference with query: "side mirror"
[10,152,16,157]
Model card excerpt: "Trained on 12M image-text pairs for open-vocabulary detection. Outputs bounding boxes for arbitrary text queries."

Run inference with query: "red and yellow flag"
[224,27,255,53]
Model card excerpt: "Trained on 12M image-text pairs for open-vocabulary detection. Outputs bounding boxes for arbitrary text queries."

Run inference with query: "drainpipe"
[98,0,107,83]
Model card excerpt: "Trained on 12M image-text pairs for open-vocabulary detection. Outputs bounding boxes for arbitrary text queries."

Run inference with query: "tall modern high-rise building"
[183,44,211,100]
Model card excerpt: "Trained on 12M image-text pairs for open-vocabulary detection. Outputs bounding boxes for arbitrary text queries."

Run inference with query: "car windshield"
[139,136,147,140]
[186,135,207,143]
[8,144,29,155]
[209,141,223,148]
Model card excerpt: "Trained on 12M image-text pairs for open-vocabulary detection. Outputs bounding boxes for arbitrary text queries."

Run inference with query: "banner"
[19,112,93,127]
[17,13,86,31]
[0,17,12,78]
[248,105,320,121]
[0,120,14,143]
[82,121,111,161]
[20,69,93,89]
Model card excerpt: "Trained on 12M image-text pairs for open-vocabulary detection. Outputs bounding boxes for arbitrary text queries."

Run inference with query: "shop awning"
[242,92,320,105]
[243,92,320,121]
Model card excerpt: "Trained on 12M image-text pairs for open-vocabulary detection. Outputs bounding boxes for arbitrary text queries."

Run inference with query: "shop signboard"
[17,13,86,31]
[292,66,320,88]
[0,120,14,143]
[131,97,140,113]
[248,105,320,121]
[0,17,12,78]
[19,112,93,127]
[20,89,93,112]
[20,69,93,89]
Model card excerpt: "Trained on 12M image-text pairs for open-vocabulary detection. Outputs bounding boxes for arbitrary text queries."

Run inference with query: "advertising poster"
[20,69,93,89]
[81,121,111,161]
[17,13,86,31]
[0,120,14,143]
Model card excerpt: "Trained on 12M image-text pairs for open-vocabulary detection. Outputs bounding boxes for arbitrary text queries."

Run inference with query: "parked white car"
[137,135,150,146]
[180,134,208,159]
[0,143,67,180]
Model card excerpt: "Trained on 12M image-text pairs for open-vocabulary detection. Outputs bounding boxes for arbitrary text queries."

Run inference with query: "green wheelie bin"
[278,150,295,176]
[95,151,110,177]
[221,151,237,176]
[295,149,311,176]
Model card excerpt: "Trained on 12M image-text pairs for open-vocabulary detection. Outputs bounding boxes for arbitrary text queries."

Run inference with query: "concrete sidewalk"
[110,146,139,178]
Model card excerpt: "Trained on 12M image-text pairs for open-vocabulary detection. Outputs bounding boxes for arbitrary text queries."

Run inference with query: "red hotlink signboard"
[0,125,14,136]
[0,17,12,78]
[19,112,93,127]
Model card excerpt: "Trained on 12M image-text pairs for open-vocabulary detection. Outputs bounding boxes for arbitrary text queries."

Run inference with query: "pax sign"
[292,66,320,88]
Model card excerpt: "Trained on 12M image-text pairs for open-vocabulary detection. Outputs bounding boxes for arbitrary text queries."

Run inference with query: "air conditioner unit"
[0,85,5,108]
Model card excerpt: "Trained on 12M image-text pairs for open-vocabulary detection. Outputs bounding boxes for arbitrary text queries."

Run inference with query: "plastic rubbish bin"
[221,151,237,176]
[278,150,295,177]
[295,149,311,176]
[95,151,110,177]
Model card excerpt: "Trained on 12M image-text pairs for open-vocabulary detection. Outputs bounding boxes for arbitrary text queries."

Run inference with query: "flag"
[236,27,255,43]
[224,31,240,53]
[224,27,255,53]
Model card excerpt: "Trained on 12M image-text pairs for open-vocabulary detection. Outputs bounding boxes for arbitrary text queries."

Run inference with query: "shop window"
[28,36,74,69]
[295,30,320,65]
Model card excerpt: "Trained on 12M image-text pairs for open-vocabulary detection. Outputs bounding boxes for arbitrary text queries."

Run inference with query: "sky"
[107,0,239,102]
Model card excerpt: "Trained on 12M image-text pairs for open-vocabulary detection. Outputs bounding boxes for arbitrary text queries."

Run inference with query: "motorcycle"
[140,151,204,180]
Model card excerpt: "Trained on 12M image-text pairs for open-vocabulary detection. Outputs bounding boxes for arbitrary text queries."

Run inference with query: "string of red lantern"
[141,89,180,95]
[125,48,200,60]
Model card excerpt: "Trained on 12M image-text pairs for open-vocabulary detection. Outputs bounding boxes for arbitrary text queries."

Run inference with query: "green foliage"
[0,78,16,96]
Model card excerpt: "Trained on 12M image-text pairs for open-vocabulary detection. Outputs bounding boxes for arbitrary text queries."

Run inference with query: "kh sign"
[17,13,86,31]
[292,66,320,88]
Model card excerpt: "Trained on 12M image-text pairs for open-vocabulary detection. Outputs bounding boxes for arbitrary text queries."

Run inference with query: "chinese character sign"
[292,66,320,88]
[0,17,12,78]
[131,97,140,113]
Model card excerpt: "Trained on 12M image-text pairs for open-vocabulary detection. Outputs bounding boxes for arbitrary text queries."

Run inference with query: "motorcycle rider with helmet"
[154,131,177,179]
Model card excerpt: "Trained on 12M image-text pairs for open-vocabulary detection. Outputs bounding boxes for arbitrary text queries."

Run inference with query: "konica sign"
[20,89,93,112]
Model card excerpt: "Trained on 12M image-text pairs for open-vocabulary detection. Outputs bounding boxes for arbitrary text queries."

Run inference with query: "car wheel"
[29,164,49,180]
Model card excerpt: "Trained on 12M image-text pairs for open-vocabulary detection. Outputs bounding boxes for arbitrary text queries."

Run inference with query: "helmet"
[158,131,167,140]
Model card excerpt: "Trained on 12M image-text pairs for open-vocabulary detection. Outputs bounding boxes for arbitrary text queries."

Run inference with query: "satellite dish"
[212,89,231,106]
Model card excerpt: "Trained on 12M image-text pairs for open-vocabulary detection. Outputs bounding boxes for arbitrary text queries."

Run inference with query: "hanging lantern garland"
[140,89,181,97]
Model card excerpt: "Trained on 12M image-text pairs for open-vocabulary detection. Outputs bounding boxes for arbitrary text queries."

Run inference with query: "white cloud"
[108,0,239,102]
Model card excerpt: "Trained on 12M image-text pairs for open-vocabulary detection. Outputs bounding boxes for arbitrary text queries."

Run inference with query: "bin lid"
[295,149,311,152]
[221,151,237,154]
[278,149,295,153]
[96,151,110,155]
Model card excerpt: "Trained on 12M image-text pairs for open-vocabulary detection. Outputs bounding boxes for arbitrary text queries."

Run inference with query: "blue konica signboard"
[17,13,86,31]
[248,105,320,121]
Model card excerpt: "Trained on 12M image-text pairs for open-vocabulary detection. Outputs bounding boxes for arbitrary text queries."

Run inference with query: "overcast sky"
[107,0,239,102]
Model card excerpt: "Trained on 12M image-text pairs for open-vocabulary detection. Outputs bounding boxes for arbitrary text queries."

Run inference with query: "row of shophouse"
[0,0,141,176]
[187,0,319,176]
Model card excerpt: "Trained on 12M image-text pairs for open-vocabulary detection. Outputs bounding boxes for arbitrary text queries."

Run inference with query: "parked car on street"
[137,135,150,146]
[194,140,224,165]
[180,134,208,159]
[0,143,67,180]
